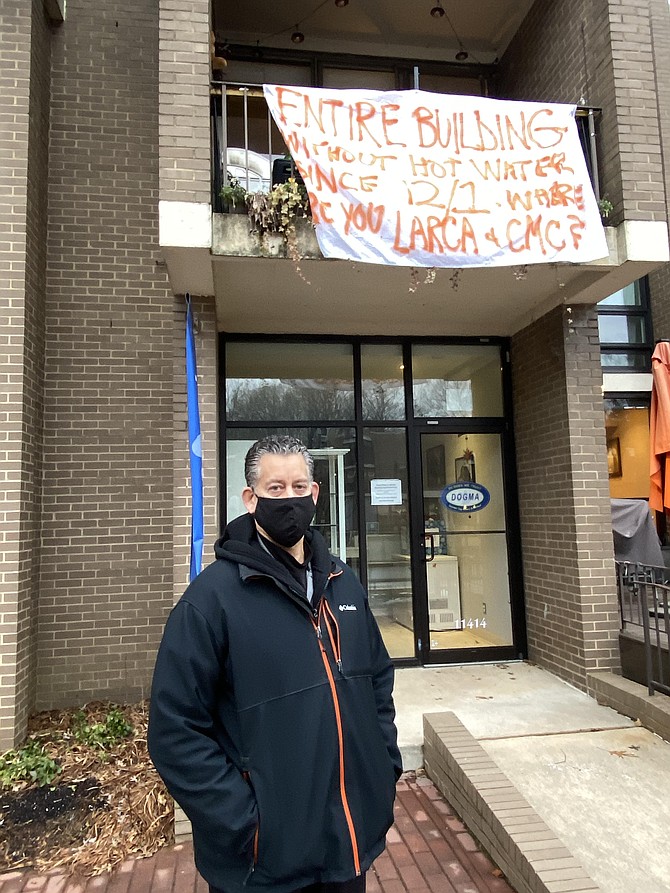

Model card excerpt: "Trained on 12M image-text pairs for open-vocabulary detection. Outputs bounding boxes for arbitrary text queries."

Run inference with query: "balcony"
[159,76,669,337]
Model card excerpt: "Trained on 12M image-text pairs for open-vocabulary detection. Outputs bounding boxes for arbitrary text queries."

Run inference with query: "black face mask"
[253,494,316,548]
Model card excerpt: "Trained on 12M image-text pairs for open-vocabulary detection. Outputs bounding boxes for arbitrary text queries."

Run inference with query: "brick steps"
[424,712,601,893]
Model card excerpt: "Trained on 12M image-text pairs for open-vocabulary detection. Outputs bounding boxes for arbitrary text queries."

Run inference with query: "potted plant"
[247,179,311,243]
[598,196,614,221]
[270,178,311,233]
[220,175,247,213]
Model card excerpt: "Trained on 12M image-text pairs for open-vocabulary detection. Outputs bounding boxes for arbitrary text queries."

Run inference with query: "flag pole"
[186,293,204,581]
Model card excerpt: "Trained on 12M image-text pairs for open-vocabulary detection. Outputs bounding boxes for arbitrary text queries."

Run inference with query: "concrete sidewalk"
[0,775,514,893]
[394,662,670,893]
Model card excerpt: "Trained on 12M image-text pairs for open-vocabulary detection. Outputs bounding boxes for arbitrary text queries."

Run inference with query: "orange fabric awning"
[649,341,670,512]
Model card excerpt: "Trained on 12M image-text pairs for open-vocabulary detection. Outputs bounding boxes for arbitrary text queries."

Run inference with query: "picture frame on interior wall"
[455,452,476,483]
[607,437,622,478]
[425,445,446,490]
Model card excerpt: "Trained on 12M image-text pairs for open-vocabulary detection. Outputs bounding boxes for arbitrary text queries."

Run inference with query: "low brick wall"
[423,712,600,893]
[587,670,670,743]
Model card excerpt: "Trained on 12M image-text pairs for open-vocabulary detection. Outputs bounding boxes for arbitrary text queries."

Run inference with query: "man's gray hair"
[244,435,314,488]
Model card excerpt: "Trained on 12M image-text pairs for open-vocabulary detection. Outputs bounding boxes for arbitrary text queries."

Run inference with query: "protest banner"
[263,85,609,268]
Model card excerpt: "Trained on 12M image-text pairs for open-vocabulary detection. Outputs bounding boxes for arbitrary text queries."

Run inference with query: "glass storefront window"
[221,337,518,665]
[412,344,503,417]
[226,342,354,421]
[420,432,512,651]
[604,399,650,500]
[362,427,413,659]
[361,344,406,421]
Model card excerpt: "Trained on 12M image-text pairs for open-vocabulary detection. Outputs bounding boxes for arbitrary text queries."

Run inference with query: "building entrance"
[221,336,525,665]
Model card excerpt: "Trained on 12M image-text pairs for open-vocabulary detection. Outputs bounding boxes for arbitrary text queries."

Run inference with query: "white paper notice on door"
[370,479,402,506]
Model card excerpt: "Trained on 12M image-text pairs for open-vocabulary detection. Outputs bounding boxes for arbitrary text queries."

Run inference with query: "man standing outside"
[148,435,401,893]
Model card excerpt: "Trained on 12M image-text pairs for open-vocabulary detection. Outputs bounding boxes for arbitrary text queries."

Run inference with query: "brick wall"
[511,306,620,688]
[0,0,51,748]
[496,0,666,227]
[159,0,211,203]
[648,266,670,340]
[646,0,670,340]
[38,0,174,708]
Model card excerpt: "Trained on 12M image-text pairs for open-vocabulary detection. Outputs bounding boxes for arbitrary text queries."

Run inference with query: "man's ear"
[311,481,319,504]
[242,487,257,514]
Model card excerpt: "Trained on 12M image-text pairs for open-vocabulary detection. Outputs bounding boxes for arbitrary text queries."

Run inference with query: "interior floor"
[377,615,508,659]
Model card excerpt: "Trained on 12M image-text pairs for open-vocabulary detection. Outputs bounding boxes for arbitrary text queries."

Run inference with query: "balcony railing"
[210,80,602,221]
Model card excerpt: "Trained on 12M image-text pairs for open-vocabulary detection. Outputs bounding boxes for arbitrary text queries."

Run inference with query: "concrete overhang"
[159,200,669,336]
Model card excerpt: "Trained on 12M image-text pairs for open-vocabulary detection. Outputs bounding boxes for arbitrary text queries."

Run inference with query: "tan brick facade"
[0,0,52,748]
[511,306,620,688]
[647,0,670,339]
[159,0,211,203]
[36,0,175,709]
[497,0,666,227]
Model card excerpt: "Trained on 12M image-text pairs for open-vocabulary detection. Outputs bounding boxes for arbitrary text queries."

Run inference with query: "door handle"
[423,532,435,563]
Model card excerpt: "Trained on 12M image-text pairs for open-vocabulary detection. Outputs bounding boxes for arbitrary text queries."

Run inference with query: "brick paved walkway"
[0,776,515,893]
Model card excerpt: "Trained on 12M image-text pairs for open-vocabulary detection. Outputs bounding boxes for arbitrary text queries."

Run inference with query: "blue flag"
[186,297,204,581]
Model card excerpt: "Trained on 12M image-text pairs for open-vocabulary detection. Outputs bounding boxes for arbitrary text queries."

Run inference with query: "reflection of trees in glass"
[362,381,405,421]
[226,379,353,421]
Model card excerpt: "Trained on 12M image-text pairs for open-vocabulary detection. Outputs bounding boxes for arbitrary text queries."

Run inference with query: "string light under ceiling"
[255,0,348,47]
[430,0,473,62]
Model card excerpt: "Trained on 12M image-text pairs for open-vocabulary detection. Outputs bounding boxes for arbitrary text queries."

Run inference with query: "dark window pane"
[601,351,650,370]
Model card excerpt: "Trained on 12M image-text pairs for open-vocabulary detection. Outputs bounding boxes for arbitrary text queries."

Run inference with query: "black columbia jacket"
[148,513,401,893]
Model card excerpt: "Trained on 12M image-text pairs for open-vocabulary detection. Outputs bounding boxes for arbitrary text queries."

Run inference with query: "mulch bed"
[0,701,173,877]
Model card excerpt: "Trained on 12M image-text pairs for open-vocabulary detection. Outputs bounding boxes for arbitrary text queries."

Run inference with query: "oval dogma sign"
[440,482,491,513]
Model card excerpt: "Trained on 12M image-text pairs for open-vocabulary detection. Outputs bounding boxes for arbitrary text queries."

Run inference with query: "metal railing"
[210,80,603,215]
[616,561,670,696]
[211,81,299,213]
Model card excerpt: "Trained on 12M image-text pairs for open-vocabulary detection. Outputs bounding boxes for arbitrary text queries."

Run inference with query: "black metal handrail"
[616,561,670,696]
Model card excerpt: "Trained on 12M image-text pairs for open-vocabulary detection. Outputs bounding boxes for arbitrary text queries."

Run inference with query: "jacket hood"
[214,512,335,601]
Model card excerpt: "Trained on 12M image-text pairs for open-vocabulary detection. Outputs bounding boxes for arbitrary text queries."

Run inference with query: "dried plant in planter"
[0,701,173,877]
[246,179,313,282]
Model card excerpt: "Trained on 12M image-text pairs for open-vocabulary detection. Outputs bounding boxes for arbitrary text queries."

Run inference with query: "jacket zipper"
[312,597,361,877]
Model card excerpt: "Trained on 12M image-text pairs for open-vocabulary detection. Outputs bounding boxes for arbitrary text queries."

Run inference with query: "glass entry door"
[417,431,514,660]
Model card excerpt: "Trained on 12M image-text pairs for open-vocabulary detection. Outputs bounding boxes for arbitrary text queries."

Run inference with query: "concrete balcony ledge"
[212,213,322,259]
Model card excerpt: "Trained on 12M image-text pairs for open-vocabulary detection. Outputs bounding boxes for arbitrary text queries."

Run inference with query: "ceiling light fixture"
[430,1,445,17]
[455,46,469,61]
[291,26,305,43]
[335,0,349,6]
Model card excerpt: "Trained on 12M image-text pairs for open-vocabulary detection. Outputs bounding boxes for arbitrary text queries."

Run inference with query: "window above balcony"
[598,279,653,373]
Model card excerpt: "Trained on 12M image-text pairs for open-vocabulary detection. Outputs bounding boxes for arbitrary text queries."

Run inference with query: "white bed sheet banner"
[263,85,609,268]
